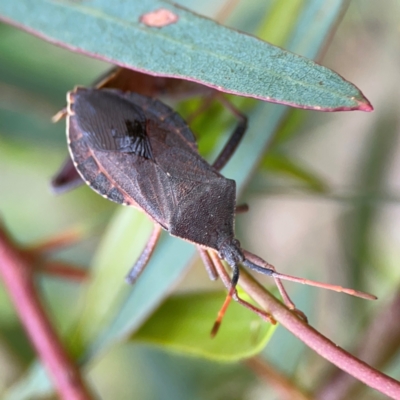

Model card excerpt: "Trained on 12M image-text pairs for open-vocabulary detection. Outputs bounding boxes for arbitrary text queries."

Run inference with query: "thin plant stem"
[316,289,400,400]
[236,268,400,400]
[0,223,93,400]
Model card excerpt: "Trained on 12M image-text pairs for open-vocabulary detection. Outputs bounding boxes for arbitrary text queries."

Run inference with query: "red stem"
[0,225,93,400]
[316,289,400,400]
[238,270,400,400]
[38,261,89,281]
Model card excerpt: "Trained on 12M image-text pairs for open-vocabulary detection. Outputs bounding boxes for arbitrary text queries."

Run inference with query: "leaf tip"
[356,99,374,112]
[351,90,374,112]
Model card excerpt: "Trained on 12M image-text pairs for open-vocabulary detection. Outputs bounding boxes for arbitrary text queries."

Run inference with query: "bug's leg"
[125,225,162,284]
[197,247,218,281]
[92,66,120,89]
[235,204,249,214]
[52,108,68,123]
[212,96,248,171]
[208,251,276,336]
[51,158,84,194]
[52,68,120,123]
[210,251,275,320]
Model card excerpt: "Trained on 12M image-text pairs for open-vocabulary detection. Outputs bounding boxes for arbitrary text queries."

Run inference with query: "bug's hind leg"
[125,224,162,284]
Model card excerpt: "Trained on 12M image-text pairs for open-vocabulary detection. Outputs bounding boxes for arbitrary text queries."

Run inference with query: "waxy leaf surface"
[0,0,371,111]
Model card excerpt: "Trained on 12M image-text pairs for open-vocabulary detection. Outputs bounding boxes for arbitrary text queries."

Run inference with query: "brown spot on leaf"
[140,8,179,28]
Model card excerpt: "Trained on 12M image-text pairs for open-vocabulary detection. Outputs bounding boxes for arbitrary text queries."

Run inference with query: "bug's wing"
[69,88,153,159]
[89,148,176,229]
[121,92,198,151]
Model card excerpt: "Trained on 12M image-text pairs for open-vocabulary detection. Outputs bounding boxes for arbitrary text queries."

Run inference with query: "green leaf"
[262,153,329,193]
[70,207,155,351]
[132,292,275,362]
[255,0,305,46]
[4,364,54,400]
[73,209,197,359]
[0,0,371,111]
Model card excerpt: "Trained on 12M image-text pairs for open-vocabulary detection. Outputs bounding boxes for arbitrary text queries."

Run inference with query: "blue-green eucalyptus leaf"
[0,0,371,111]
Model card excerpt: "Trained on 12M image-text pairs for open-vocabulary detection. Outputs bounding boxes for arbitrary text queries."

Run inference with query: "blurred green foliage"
[1,1,400,399]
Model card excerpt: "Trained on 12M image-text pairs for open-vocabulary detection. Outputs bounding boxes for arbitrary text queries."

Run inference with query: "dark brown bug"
[64,86,376,334]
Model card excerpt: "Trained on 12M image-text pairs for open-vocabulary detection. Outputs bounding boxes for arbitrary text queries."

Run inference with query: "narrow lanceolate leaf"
[0,0,371,111]
[132,292,276,362]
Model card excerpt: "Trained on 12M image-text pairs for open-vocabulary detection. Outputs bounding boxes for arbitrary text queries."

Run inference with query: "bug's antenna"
[242,257,377,301]
[211,264,240,337]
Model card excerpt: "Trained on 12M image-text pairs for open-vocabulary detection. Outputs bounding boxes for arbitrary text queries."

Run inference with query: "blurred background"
[0,0,399,399]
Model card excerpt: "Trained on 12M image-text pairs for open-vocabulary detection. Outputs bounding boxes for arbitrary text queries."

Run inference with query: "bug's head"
[218,238,244,268]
